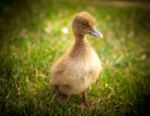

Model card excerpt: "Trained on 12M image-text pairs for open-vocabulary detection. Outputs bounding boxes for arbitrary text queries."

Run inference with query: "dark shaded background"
[0,0,150,115]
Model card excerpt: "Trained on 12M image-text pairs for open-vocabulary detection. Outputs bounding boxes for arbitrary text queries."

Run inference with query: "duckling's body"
[51,12,103,104]
[51,39,101,95]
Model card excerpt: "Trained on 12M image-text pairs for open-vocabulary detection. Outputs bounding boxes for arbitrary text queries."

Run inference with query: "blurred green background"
[0,0,150,115]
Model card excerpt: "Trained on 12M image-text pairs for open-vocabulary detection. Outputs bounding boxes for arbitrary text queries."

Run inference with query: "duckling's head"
[72,12,103,38]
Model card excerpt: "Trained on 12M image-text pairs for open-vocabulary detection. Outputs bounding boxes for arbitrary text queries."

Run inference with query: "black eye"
[81,22,88,27]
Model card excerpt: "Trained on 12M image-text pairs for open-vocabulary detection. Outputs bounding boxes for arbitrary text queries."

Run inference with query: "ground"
[0,0,150,115]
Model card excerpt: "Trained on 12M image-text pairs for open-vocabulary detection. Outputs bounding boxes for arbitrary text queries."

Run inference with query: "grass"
[0,0,150,115]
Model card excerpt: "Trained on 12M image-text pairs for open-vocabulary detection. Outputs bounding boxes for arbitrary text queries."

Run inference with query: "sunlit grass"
[0,0,150,115]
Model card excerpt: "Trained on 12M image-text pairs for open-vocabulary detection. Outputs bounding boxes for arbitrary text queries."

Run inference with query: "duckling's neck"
[74,34,85,45]
[69,34,91,58]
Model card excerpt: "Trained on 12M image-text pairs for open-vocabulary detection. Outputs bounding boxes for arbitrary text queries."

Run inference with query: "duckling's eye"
[81,22,88,27]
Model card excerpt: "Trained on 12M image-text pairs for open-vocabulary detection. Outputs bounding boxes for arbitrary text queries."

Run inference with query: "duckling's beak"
[89,27,103,38]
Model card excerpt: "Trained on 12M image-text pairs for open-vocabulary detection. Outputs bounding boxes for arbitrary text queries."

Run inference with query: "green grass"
[0,0,150,115]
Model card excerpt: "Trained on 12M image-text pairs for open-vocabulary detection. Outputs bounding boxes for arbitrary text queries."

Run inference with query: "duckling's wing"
[51,57,69,85]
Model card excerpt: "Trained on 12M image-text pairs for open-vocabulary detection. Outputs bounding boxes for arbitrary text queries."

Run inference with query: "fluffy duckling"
[51,12,103,105]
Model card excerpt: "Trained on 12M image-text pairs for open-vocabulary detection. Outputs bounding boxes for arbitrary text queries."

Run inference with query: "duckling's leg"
[54,85,70,103]
[82,89,89,107]
[54,85,59,96]
[56,92,70,104]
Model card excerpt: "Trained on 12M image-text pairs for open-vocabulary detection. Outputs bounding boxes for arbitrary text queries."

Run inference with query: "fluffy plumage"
[51,12,103,105]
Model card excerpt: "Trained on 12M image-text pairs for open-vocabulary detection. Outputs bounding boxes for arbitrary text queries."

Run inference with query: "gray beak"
[89,27,103,38]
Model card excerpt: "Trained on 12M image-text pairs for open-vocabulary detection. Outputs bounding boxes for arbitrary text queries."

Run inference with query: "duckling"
[51,12,103,105]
